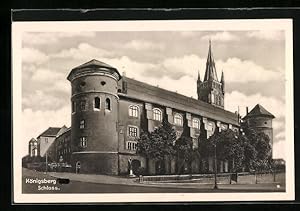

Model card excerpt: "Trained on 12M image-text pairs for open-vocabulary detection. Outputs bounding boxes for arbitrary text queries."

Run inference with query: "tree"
[136,117,177,174]
[241,124,272,171]
[174,135,194,174]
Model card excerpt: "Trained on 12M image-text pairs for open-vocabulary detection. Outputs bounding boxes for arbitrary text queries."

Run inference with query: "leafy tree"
[174,135,194,174]
[136,117,177,174]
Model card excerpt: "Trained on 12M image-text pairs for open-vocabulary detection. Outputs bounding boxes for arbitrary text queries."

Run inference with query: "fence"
[138,171,285,184]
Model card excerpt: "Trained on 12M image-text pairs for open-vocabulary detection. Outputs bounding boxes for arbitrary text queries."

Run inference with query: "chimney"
[246,107,249,115]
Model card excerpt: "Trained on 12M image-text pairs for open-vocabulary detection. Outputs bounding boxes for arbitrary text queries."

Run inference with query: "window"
[192,118,200,129]
[211,93,215,103]
[72,101,76,113]
[105,98,111,110]
[129,105,139,117]
[128,126,138,137]
[80,120,85,129]
[94,97,100,110]
[80,100,86,111]
[174,113,183,126]
[126,141,137,150]
[153,108,162,121]
[80,137,87,148]
[45,138,48,143]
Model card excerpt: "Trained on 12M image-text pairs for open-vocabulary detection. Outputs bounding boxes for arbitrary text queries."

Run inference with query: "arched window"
[129,105,139,117]
[192,118,200,129]
[94,97,100,110]
[153,108,162,121]
[174,113,183,126]
[105,98,111,110]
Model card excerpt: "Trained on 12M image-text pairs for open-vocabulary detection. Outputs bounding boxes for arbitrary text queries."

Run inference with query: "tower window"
[105,98,111,110]
[192,118,200,129]
[153,108,162,121]
[174,113,183,126]
[80,100,86,111]
[101,81,106,86]
[94,97,100,110]
[80,120,85,129]
[129,105,139,117]
[72,101,76,113]
[80,137,87,148]
[128,126,138,137]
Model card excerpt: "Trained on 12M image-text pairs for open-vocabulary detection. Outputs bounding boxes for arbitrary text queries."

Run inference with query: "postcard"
[12,19,294,203]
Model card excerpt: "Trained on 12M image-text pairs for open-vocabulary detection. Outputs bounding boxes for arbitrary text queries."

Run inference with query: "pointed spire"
[197,70,201,82]
[204,40,218,82]
[220,70,224,83]
[221,70,225,94]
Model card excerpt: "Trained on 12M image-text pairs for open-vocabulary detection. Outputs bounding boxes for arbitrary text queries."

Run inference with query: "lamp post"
[213,142,218,189]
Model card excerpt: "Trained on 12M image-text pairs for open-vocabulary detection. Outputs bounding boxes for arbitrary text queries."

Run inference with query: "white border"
[12,19,294,203]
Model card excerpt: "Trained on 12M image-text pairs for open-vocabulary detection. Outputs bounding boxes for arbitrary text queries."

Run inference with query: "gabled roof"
[243,104,275,119]
[67,59,121,81]
[37,127,62,138]
[29,138,37,143]
[204,40,219,82]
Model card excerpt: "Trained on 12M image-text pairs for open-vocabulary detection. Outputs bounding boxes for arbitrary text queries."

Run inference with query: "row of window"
[128,105,200,128]
[58,147,71,155]
[72,97,111,113]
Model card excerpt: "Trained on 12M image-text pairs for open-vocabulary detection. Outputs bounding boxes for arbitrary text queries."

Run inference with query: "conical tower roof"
[204,40,219,82]
[67,59,121,81]
[244,104,275,119]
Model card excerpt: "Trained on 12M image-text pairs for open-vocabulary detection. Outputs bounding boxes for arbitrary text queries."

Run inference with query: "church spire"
[203,40,218,82]
[220,70,225,94]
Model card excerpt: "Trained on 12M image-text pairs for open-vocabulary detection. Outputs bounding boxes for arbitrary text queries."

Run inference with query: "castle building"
[26,41,275,175]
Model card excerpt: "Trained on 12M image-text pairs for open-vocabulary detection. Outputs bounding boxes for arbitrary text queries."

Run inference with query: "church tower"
[197,40,224,108]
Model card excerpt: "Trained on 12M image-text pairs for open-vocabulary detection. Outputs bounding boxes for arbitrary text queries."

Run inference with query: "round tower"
[67,59,121,175]
[243,104,275,158]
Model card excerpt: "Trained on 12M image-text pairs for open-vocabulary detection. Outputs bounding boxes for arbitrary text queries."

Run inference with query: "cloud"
[273,119,285,131]
[273,140,285,159]
[246,30,284,41]
[21,105,71,157]
[202,31,239,42]
[122,40,165,51]
[218,58,283,83]
[31,68,65,82]
[23,32,96,45]
[141,54,282,83]
[275,131,285,140]
[51,43,114,60]
[22,47,49,65]
[22,90,67,111]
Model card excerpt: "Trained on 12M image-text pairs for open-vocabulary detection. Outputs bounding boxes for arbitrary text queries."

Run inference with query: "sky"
[21,30,286,159]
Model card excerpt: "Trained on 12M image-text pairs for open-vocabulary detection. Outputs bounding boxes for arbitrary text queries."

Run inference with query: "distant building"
[25,41,275,175]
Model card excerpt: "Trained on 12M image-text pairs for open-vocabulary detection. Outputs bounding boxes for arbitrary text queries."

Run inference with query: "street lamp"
[213,142,218,189]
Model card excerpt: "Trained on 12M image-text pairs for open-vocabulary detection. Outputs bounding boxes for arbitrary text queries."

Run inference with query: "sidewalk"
[47,172,285,191]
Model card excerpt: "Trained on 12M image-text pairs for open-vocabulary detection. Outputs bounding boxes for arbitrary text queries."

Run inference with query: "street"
[22,168,285,193]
